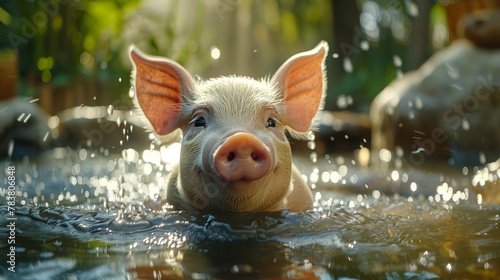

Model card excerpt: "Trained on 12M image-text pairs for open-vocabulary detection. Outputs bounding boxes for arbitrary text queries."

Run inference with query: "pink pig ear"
[129,46,195,135]
[271,41,328,134]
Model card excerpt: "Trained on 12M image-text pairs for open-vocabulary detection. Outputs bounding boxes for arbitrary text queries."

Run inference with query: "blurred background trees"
[0,0,495,115]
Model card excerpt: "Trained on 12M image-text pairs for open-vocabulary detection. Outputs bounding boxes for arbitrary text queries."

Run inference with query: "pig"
[129,41,328,212]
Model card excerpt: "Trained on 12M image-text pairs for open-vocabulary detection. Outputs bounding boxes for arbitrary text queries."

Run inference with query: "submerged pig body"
[130,42,328,212]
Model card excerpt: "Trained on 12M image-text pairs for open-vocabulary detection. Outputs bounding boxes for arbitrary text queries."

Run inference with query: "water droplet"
[357,147,370,167]
[451,83,464,90]
[321,171,330,183]
[7,140,14,158]
[336,94,353,109]
[410,182,417,192]
[391,170,399,181]
[338,165,348,177]
[411,147,425,154]
[360,40,370,51]
[351,175,359,184]
[462,166,468,175]
[107,105,114,117]
[315,191,322,201]
[479,152,486,164]
[343,57,353,73]
[48,116,60,129]
[307,131,315,141]
[309,170,319,183]
[393,55,403,67]
[462,119,470,131]
[17,113,25,122]
[444,62,459,79]
[406,0,419,17]
[379,149,392,162]
[330,171,340,183]
[415,97,423,109]
[79,149,88,161]
[307,141,316,150]
[395,146,404,157]
[310,152,318,163]
[401,173,408,182]
[210,46,221,60]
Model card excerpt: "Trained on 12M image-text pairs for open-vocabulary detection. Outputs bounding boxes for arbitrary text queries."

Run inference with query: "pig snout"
[213,132,272,182]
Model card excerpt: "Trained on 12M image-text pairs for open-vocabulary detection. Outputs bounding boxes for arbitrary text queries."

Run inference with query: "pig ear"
[271,41,328,135]
[129,45,196,136]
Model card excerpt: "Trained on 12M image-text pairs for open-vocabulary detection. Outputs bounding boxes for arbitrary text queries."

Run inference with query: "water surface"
[1,149,499,279]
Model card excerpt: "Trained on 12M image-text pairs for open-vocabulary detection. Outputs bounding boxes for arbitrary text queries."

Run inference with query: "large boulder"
[370,40,500,167]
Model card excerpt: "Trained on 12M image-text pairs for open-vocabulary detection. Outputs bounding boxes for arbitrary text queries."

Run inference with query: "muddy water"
[0,148,499,279]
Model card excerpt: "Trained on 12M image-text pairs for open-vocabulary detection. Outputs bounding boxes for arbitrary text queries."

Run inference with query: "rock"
[370,40,500,167]
[458,10,500,48]
[0,98,53,159]
[57,105,151,152]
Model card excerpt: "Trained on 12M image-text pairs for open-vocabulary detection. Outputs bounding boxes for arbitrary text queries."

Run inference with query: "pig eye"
[194,116,207,128]
[266,117,276,128]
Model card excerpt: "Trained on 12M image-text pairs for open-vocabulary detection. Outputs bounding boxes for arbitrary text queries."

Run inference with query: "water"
[1,149,499,279]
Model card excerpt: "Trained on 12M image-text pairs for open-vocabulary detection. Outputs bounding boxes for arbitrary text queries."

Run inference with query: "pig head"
[129,41,328,212]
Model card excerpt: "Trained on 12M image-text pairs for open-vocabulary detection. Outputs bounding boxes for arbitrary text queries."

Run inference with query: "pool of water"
[1,148,499,279]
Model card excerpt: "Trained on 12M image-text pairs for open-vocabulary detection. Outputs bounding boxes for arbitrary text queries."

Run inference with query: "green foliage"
[2,0,139,90]
[1,0,451,108]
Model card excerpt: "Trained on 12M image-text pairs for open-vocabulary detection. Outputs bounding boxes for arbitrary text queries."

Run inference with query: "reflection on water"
[1,201,499,279]
[0,148,499,279]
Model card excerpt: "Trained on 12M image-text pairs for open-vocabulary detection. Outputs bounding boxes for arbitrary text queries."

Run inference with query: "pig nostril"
[226,151,263,162]
[474,19,486,28]
[251,151,259,161]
